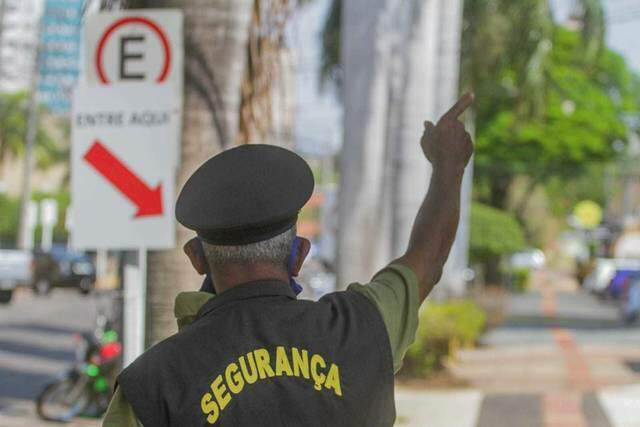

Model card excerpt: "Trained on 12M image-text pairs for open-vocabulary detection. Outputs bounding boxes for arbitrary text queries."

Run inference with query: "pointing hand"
[421,92,474,174]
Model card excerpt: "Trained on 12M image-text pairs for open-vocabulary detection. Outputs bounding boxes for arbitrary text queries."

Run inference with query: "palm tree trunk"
[338,0,469,294]
[128,0,254,346]
[336,0,399,287]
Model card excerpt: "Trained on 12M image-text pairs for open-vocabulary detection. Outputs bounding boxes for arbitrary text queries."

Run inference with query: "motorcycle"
[36,312,122,422]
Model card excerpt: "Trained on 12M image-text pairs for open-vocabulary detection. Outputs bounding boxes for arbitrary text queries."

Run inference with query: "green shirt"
[102,263,419,427]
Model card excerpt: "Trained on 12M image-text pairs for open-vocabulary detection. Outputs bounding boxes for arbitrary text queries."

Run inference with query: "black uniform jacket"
[117,280,396,426]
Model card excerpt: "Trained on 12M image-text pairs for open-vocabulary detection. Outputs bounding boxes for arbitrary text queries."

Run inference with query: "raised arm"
[395,93,474,302]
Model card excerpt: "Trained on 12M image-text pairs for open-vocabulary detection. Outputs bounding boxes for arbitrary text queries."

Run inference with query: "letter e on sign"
[83,10,182,90]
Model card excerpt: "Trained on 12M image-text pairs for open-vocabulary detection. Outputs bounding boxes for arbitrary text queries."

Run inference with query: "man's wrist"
[432,163,466,180]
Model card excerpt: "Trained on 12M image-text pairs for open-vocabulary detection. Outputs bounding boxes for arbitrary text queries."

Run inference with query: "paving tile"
[582,392,613,427]
[476,393,541,427]
[394,388,482,427]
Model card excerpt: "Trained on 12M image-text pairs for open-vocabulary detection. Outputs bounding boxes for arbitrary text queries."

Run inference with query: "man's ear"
[291,237,311,277]
[183,237,209,275]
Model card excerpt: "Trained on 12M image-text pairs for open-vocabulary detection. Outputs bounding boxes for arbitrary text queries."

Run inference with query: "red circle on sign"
[95,16,172,84]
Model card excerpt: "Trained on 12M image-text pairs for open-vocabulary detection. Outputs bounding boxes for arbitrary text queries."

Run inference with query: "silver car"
[0,249,33,303]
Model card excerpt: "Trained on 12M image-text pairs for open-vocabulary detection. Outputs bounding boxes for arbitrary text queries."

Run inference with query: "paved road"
[0,287,103,426]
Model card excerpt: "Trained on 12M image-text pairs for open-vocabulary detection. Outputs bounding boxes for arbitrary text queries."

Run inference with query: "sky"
[289,0,341,157]
[291,0,640,156]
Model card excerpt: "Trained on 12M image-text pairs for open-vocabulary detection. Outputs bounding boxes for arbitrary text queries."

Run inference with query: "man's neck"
[210,263,290,294]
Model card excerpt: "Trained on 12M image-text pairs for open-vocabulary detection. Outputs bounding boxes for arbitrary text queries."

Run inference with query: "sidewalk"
[396,269,640,427]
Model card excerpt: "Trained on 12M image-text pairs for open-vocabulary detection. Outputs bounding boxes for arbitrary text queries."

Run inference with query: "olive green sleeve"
[102,386,143,427]
[348,263,420,373]
[174,291,215,330]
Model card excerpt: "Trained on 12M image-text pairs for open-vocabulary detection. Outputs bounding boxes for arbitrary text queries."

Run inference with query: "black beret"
[175,144,314,246]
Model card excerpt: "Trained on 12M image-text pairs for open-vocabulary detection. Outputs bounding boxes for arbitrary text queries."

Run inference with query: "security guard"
[102,93,474,426]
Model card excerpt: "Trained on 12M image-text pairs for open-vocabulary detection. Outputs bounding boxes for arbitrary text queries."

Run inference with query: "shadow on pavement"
[583,392,614,427]
[476,394,542,427]
[0,367,54,400]
[0,323,83,337]
[0,339,75,363]
[501,315,625,330]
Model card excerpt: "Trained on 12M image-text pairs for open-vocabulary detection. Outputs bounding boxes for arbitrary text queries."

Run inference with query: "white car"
[509,249,546,270]
[0,249,33,303]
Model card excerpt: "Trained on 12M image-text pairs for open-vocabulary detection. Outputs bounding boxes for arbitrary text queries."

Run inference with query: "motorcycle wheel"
[36,374,91,422]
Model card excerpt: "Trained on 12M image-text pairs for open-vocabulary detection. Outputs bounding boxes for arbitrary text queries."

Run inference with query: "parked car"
[509,248,546,270]
[0,249,33,304]
[584,258,640,295]
[32,246,96,295]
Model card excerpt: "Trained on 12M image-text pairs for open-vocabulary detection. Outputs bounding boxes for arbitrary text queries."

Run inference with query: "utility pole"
[17,11,43,250]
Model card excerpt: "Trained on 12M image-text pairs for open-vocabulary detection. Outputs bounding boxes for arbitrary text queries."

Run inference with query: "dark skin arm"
[395,93,475,302]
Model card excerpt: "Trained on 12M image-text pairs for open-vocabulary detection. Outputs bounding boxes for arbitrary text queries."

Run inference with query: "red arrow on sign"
[83,140,163,218]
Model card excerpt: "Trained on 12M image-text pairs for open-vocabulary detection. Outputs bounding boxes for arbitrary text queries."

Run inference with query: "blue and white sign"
[37,0,83,113]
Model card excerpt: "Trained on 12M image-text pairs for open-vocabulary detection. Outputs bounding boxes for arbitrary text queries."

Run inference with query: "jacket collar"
[196,280,296,319]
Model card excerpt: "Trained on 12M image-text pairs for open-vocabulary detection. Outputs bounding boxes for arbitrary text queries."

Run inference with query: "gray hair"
[201,226,296,270]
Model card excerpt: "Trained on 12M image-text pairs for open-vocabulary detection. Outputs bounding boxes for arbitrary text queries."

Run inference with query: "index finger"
[442,92,474,121]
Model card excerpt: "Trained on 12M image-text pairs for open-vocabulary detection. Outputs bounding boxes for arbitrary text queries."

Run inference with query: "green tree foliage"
[461,0,554,120]
[469,202,526,262]
[470,202,526,284]
[0,91,62,170]
[0,191,70,247]
[471,24,639,208]
[0,194,20,245]
[544,162,608,216]
[402,300,486,377]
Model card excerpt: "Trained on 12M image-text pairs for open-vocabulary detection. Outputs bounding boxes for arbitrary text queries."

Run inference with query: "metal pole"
[123,248,147,366]
[139,247,147,352]
[17,10,43,249]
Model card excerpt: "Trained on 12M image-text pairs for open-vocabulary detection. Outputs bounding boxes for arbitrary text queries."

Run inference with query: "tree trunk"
[131,0,254,346]
[489,176,510,210]
[336,0,399,287]
[338,0,468,294]
[484,255,501,286]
